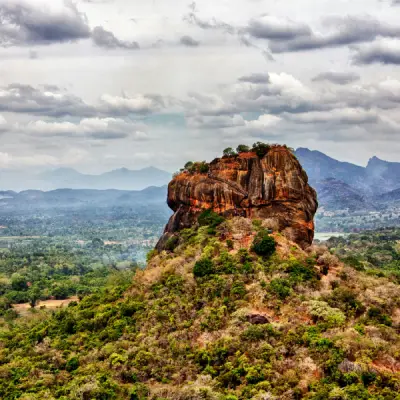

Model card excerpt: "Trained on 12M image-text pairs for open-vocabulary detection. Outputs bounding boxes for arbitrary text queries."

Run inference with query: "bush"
[165,236,179,252]
[251,142,270,158]
[269,278,292,299]
[193,258,215,278]
[223,147,236,157]
[367,307,392,326]
[130,383,150,400]
[198,209,225,229]
[252,231,276,258]
[236,144,250,153]
[65,356,79,372]
[199,162,210,173]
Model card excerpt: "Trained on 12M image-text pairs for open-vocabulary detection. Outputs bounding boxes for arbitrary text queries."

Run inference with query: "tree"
[184,161,194,170]
[252,230,276,257]
[223,147,236,157]
[252,142,270,158]
[28,286,41,308]
[236,144,250,153]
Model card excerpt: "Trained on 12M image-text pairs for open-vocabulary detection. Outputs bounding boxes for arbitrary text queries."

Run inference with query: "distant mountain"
[0,186,169,212]
[314,179,373,211]
[295,148,370,194]
[295,148,400,210]
[0,167,172,192]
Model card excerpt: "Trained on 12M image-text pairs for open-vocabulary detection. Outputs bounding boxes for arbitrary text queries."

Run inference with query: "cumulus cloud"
[284,108,380,125]
[180,35,200,47]
[238,73,270,84]
[246,15,311,40]
[353,41,400,65]
[0,84,170,118]
[312,71,360,85]
[0,0,90,46]
[92,26,139,49]
[0,84,95,117]
[265,16,400,53]
[17,117,149,140]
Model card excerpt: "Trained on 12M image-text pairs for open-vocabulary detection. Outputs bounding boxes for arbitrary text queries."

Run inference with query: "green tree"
[236,144,250,153]
[223,147,236,157]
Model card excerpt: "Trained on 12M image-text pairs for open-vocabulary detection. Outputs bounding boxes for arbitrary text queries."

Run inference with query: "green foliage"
[198,209,225,229]
[251,230,276,257]
[367,307,392,326]
[236,144,250,153]
[268,278,292,299]
[193,258,215,277]
[223,147,237,157]
[65,356,80,372]
[165,236,179,252]
[251,142,271,158]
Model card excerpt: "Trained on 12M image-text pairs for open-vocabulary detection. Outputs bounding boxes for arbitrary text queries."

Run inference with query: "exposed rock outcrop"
[157,146,318,250]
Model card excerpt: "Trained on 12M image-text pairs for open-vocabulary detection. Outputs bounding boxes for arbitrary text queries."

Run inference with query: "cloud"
[0,84,95,117]
[265,16,400,53]
[0,84,170,118]
[312,71,360,85]
[284,108,380,125]
[180,35,200,47]
[353,42,400,65]
[238,73,270,84]
[17,117,149,140]
[0,0,90,46]
[99,93,166,114]
[246,15,311,40]
[92,26,139,49]
[184,11,235,34]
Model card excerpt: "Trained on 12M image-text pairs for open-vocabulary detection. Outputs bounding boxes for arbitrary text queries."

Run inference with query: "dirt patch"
[13,296,79,316]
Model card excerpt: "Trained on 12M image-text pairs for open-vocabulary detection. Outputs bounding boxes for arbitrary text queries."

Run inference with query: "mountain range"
[0,166,171,192]
[1,149,400,212]
[295,148,400,211]
[0,186,168,212]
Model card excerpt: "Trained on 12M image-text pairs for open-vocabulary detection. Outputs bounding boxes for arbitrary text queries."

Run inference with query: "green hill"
[0,216,399,399]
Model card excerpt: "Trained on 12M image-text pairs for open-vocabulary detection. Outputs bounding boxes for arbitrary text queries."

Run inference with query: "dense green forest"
[0,216,399,399]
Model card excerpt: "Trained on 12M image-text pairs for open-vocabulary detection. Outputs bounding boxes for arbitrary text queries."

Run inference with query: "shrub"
[236,144,250,153]
[130,383,150,400]
[223,147,236,157]
[269,278,292,299]
[65,356,79,372]
[252,231,276,258]
[165,236,179,252]
[286,260,319,283]
[193,258,215,278]
[367,307,392,326]
[198,209,225,229]
[199,162,210,173]
[226,239,234,250]
[307,301,346,328]
[251,142,271,158]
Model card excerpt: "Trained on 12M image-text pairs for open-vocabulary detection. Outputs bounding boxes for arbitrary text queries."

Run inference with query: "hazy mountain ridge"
[0,166,171,192]
[295,148,400,210]
[0,186,168,212]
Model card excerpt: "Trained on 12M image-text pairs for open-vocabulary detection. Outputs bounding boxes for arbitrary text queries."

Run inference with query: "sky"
[1,0,400,173]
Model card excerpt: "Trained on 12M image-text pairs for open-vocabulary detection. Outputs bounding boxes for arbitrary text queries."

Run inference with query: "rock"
[156,145,318,250]
[247,314,269,324]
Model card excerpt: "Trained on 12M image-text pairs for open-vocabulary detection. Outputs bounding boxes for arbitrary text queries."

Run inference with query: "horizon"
[1,146,399,176]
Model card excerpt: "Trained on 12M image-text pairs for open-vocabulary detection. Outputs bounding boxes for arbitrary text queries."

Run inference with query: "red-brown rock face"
[157,146,318,250]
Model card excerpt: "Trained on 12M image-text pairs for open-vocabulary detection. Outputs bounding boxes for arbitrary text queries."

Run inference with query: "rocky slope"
[157,146,318,250]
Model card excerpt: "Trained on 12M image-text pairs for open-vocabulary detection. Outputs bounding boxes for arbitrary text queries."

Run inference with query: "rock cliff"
[157,145,318,250]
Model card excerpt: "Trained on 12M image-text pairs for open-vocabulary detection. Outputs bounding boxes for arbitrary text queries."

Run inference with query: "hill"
[0,186,168,211]
[0,143,399,399]
[0,217,399,399]
[0,167,171,192]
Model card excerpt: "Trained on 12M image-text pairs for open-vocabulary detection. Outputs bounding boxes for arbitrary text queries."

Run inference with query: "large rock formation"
[157,146,318,250]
